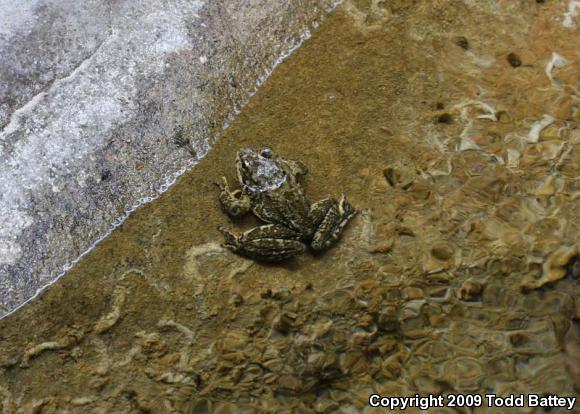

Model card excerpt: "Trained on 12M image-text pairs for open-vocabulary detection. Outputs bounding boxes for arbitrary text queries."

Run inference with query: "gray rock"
[0,0,342,318]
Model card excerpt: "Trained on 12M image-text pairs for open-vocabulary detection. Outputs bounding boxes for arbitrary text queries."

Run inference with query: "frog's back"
[251,184,311,235]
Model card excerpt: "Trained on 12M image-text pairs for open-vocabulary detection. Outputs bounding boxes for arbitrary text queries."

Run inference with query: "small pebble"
[437,113,453,124]
[100,170,111,181]
[369,240,394,254]
[229,293,244,306]
[497,110,512,123]
[458,278,484,301]
[507,52,522,68]
[431,244,453,261]
[454,36,469,50]
[383,167,398,187]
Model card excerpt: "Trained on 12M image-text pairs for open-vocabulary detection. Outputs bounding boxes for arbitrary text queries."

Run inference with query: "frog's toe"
[339,194,357,219]
[214,176,228,191]
[218,226,239,249]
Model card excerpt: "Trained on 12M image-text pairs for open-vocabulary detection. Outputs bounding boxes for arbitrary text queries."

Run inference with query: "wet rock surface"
[0,0,578,412]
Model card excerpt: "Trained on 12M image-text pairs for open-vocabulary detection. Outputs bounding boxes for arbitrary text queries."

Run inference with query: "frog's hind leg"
[219,224,306,262]
[215,176,251,217]
[309,194,357,251]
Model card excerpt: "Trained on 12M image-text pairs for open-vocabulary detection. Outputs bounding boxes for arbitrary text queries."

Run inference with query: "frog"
[216,147,357,262]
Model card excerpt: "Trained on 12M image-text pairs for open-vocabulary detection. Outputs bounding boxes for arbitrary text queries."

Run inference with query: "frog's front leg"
[309,194,357,251]
[219,224,306,262]
[215,176,251,217]
[285,159,308,177]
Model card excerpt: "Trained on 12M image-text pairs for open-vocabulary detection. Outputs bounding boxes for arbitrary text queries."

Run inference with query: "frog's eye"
[260,147,273,158]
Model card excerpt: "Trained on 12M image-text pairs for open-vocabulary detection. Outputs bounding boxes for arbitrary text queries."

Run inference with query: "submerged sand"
[0,1,578,412]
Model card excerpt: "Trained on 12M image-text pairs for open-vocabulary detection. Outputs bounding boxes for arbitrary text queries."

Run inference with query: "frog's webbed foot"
[215,176,251,217]
[219,224,306,262]
[309,194,357,251]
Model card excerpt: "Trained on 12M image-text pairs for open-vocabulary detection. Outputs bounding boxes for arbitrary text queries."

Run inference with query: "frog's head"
[236,147,286,192]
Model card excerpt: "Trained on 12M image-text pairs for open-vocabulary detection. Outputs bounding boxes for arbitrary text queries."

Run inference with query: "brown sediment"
[0,0,578,412]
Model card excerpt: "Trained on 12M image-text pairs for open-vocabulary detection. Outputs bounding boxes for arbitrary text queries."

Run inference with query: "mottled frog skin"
[216,147,356,262]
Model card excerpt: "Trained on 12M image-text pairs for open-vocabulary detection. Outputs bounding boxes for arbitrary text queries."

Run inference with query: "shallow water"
[0,1,579,412]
